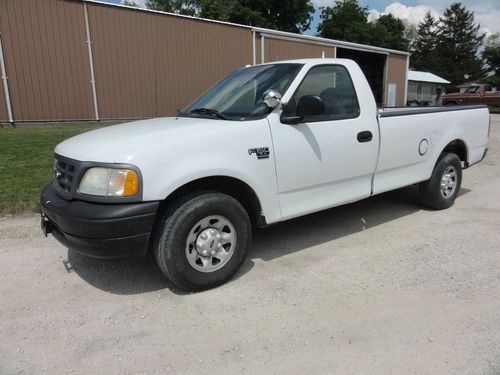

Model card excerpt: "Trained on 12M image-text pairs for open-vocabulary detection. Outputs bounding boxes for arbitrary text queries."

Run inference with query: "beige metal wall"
[76,3,253,119]
[152,11,253,117]
[264,37,335,62]
[0,0,408,122]
[87,3,156,119]
[386,53,408,106]
[0,0,94,121]
[0,64,6,121]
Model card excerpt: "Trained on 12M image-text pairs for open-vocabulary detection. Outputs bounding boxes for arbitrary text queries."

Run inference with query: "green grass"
[488,106,500,114]
[0,123,106,215]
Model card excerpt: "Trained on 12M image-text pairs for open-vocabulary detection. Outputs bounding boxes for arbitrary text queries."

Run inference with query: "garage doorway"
[336,48,386,107]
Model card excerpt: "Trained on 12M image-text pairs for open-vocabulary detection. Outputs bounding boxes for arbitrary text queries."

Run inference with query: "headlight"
[78,168,139,197]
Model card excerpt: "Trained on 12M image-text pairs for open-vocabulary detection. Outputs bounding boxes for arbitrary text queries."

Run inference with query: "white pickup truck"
[40,59,490,291]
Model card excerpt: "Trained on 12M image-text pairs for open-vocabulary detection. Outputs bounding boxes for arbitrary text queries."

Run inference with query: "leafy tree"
[482,33,500,76]
[317,0,372,45]
[122,0,139,6]
[197,0,234,21]
[318,0,408,50]
[145,0,197,15]
[148,0,314,32]
[434,2,484,85]
[410,11,439,72]
[481,33,500,87]
[371,14,409,51]
[198,0,315,33]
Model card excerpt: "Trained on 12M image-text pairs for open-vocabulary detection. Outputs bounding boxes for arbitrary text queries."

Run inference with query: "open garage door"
[336,48,386,107]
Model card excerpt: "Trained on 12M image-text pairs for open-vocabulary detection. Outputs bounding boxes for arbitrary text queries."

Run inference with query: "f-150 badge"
[248,147,270,159]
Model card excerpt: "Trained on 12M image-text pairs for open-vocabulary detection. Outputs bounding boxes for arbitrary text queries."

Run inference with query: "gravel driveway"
[1,116,499,375]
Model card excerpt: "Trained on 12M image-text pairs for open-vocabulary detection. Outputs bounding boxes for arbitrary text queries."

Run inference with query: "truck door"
[268,64,380,220]
[463,85,482,105]
[482,85,498,106]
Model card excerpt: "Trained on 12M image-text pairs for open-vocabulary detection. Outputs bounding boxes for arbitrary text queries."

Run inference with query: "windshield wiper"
[190,107,228,120]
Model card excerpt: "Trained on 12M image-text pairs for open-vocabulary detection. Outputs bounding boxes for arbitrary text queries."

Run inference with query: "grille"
[53,156,76,197]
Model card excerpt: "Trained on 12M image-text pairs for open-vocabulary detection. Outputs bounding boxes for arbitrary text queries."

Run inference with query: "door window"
[285,65,360,122]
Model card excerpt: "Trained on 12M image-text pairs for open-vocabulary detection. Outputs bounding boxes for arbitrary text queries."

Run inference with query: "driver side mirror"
[281,95,325,124]
[262,89,282,109]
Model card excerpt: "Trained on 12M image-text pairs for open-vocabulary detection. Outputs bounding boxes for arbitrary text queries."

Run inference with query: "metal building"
[0,0,409,124]
[407,71,450,106]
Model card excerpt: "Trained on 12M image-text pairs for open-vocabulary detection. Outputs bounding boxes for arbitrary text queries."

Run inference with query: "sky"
[101,0,500,36]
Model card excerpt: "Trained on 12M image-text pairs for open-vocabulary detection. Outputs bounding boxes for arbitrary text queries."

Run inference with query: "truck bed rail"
[379,105,487,118]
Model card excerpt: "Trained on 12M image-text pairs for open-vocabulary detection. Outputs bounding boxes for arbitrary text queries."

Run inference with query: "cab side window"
[288,65,360,122]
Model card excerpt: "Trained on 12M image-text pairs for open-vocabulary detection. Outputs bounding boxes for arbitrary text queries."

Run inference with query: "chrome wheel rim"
[185,215,237,273]
[440,166,457,198]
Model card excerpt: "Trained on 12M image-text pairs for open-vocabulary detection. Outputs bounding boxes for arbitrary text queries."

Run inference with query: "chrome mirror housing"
[262,89,282,108]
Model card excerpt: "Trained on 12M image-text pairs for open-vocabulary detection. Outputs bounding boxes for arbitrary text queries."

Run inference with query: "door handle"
[357,131,373,143]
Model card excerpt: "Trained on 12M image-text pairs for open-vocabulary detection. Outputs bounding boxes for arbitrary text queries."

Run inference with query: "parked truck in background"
[442,83,500,107]
[40,59,490,291]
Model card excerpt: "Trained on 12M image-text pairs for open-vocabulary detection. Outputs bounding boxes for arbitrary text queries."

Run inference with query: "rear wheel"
[153,192,251,291]
[418,152,462,210]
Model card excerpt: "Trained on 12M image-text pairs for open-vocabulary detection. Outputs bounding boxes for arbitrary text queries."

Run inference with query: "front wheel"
[418,152,462,210]
[153,192,251,291]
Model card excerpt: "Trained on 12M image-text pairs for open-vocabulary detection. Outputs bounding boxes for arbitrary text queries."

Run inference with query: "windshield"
[181,63,303,121]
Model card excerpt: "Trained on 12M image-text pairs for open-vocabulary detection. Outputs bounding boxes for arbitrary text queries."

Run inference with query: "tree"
[483,33,500,76]
[122,0,139,6]
[317,0,372,45]
[371,14,409,51]
[197,0,235,22]
[148,0,314,33]
[198,0,315,33]
[257,0,315,33]
[145,0,197,15]
[435,2,485,85]
[410,11,439,72]
[481,33,500,87]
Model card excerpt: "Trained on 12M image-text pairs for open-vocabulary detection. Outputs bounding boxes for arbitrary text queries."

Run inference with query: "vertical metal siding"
[264,38,335,62]
[87,4,156,119]
[0,33,7,121]
[88,3,252,119]
[0,0,94,121]
[386,53,407,106]
[154,15,253,116]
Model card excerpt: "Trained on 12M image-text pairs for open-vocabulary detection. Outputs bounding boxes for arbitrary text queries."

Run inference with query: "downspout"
[0,33,14,125]
[252,29,256,65]
[260,34,265,64]
[383,55,389,107]
[84,3,100,121]
[404,54,409,106]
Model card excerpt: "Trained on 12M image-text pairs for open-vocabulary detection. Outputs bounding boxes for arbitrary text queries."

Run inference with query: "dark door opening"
[336,48,386,107]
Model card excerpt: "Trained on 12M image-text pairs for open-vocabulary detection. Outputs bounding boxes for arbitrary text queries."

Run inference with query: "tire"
[152,191,251,291]
[418,152,462,210]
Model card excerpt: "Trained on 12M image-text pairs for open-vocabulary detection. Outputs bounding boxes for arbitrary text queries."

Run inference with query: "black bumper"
[40,184,160,259]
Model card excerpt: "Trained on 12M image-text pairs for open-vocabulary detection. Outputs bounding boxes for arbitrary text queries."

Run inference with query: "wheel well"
[159,176,264,226]
[443,139,468,167]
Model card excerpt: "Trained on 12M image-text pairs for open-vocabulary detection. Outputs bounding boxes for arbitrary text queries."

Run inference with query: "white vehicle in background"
[41,59,490,291]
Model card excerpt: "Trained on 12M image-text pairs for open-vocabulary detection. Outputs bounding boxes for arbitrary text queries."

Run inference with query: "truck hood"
[55,117,231,163]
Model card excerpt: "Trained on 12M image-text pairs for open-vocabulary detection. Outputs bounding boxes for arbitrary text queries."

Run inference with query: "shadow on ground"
[66,185,470,295]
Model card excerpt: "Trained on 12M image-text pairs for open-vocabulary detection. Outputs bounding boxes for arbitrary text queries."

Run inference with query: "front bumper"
[40,184,160,259]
